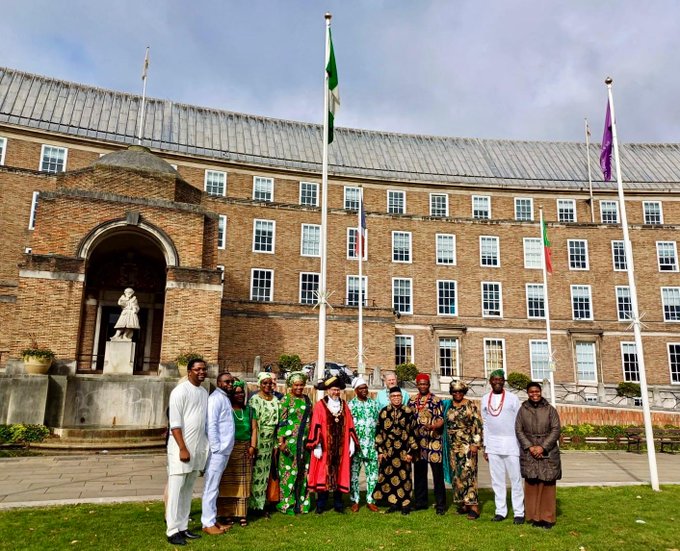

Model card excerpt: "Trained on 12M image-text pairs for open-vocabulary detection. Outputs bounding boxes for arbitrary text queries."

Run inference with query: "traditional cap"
[489,369,505,380]
[352,376,367,390]
[388,386,402,394]
[286,371,307,387]
[232,380,245,389]
[449,380,469,393]
[258,372,274,384]
[320,375,346,390]
[415,373,430,383]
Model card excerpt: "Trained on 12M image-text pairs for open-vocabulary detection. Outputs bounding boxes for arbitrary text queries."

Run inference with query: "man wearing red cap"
[408,373,446,514]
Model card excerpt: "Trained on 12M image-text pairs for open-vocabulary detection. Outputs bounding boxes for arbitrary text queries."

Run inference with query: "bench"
[625,428,644,452]
[660,429,680,454]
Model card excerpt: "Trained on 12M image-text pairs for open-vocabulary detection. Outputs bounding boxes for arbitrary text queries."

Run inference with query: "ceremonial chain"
[487,390,505,417]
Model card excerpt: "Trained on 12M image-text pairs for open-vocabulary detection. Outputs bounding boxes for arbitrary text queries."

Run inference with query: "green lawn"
[0,486,677,550]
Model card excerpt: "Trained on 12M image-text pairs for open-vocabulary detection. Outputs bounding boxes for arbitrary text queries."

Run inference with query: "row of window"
[395,335,680,385]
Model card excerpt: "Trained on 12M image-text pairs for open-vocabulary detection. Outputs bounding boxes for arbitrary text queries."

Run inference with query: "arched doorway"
[78,227,167,373]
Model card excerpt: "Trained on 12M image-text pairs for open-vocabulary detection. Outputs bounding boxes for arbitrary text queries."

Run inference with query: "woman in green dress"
[276,371,313,514]
[442,380,483,519]
[248,372,280,514]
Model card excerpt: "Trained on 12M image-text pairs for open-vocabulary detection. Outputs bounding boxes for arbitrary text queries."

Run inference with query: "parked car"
[302,361,356,385]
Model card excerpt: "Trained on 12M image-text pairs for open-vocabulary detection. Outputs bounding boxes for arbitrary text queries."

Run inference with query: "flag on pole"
[141,47,150,80]
[326,29,340,143]
[542,220,553,275]
[355,197,366,258]
[600,100,613,181]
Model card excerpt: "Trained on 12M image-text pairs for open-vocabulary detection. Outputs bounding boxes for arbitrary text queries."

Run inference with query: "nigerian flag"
[326,28,340,143]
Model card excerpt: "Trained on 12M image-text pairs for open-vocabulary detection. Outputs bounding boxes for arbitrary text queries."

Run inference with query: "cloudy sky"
[2,0,678,143]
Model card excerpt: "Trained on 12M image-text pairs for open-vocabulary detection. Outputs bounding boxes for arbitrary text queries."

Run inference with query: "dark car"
[302,361,356,385]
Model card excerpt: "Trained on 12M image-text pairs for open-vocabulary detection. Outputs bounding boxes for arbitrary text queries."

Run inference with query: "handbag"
[266,449,281,502]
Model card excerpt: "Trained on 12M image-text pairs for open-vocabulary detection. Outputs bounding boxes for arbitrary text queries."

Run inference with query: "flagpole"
[316,14,332,400]
[137,46,150,145]
[605,77,659,491]
[357,185,365,376]
[540,208,556,407]
[584,118,595,223]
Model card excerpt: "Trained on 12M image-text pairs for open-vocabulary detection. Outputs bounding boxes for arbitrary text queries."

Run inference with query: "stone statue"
[111,287,140,341]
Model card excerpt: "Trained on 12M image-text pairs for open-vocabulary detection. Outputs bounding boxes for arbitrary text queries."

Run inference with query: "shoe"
[202,525,224,536]
[350,502,360,513]
[413,504,428,511]
[456,505,467,515]
[491,514,506,522]
[315,507,324,515]
[215,522,232,531]
[542,522,554,530]
[181,530,202,540]
[334,506,345,514]
[436,508,445,516]
[386,505,399,514]
[513,516,525,525]
[467,510,480,520]
[401,507,411,516]
[167,533,187,546]
[367,503,379,512]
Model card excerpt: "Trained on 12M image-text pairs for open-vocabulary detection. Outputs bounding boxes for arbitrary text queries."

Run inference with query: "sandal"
[467,510,480,520]
[239,518,248,527]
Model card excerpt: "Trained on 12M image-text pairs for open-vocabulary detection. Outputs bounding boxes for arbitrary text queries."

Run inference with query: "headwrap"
[352,376,367,390]
[232,380,245,389]
[450,380,469,394]
[258,372,274,384]
[489,369,505,380]
[388,386,402,395]
[286,371,307,387]
[415,373,430,383]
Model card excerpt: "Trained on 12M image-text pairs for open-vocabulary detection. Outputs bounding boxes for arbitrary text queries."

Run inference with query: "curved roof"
[1,67,679,190]
[93,145,178,175]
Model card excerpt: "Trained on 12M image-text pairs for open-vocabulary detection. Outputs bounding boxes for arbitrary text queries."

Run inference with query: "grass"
[0,486,678,550]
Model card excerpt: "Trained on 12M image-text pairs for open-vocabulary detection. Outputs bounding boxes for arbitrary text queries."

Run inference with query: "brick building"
[1,67,680,404]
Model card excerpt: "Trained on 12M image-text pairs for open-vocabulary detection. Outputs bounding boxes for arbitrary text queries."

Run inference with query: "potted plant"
[21,339,55,375]
[175,352,204,377]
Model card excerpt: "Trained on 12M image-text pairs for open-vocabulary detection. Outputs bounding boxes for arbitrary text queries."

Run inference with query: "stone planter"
[177,362,188,378]
[23,356,52,375]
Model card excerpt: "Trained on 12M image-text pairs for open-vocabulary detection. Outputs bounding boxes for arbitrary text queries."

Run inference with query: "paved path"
[0,450,679,509]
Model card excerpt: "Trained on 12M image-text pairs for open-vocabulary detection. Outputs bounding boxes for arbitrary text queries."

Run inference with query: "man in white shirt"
[481,369,525,524]
[166,358,210,546]
[201,372,236,535]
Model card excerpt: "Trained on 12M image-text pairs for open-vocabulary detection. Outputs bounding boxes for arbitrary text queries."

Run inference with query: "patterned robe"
[372,405,418,508]
[408,392,444,463]
[348,396,380,504]
[249,394,279,510]
[276,394,312,514]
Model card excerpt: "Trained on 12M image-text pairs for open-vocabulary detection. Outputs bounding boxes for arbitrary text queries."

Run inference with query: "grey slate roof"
[1,67,680,191]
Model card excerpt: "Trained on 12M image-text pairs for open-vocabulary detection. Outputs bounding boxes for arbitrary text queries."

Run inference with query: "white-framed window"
[523,238,542,269]
[250,269,273,302]
[616,286,632,322]
[435,234,456,265]
[253,219,275,253]
[575,341,597,383]
[437,280,457,316]
[346,275,367,307]
[253,176,273,202]
[667,343,680,384]
[300,224,321,257]
[480,236,500,267]
[347,227,368,260]
[28,191,39,230]
[530,340,551,381]
[481,281,502,318]
[600,200,619,224]
[395,335,414,366]
[40,144,67,173]
[472,195,490,219]
[568,239,589,270]
[643,201,663,225]
[526,283,545,319]
[661,287,680,322]
[0,136,6,165]
[484,338,505,378]
[392,278,412,315]
[430,193,448,217]
[344,186,360,210]
[217,215,227,249]
[204,170,226,196]
[571,285,593,320]
[621,342,640,382]
[612,241,627,271]
[392,231,412,263]
[657,241,678,272]
[299,181,319,206]
[387,190,406,214]
[300,272,320,305]
[438,337,460,378]
[557,199,576,223]
[515,197,534,221]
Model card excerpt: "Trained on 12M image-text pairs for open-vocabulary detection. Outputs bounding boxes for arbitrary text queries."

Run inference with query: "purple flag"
[600,100,613,181]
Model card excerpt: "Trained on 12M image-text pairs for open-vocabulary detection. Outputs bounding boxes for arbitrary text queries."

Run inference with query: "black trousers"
[316,490,344,511]
[413,459,446,510]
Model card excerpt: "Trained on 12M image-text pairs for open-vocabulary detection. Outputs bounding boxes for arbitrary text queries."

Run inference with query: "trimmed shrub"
[616,382,641,398]
[395,363,419,384]
[278,354,302,374]
[507,371,532,391]
[0,424,50,445]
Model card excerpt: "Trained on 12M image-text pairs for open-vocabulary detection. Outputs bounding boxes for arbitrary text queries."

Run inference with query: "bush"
[507,371,531,391]
[0,424,50,445]
[395,363,419,384]
[278,354,302,374]
[616,382,641,398]
[175,352,204,366]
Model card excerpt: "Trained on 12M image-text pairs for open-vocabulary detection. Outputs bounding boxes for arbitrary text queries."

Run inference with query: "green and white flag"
[326,28,340,144]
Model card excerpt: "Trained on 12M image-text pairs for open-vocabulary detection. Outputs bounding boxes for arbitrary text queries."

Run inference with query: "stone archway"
[78,227,168,373]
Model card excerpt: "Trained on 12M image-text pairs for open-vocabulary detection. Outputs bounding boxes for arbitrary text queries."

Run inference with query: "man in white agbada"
[166,358,210,546]
[481,369,525,524]
[201,372,236,535]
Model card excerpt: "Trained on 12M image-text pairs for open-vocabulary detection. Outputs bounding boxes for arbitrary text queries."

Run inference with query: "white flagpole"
[137,46,150,145]
[357,185,365,375]
[606,77,659,491]
[584,118,595,223]
[540,208,556,407]
[316,14,332,400]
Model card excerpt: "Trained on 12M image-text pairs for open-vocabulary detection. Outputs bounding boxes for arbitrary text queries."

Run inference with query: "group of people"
[164,360,562,546]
